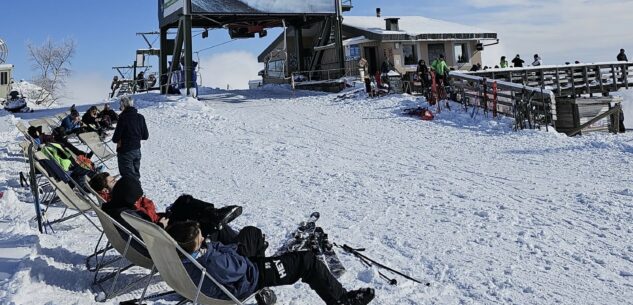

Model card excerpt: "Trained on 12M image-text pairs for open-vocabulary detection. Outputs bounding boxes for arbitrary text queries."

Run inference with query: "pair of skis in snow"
[428,73,451,113]
[274,212,346,278]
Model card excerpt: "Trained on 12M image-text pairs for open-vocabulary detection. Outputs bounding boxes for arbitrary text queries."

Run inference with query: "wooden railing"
[448,72,556,130]
[466,61,633,97]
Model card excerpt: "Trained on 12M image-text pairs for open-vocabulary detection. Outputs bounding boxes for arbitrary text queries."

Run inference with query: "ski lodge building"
[257,15,498,84]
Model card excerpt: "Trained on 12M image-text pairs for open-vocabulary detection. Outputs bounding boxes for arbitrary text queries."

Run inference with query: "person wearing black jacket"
[617,49,628,62]
[512,54,524,67]
[112,96,149,181]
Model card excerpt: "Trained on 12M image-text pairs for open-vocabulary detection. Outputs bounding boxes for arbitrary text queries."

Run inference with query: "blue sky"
[1,0,631,100]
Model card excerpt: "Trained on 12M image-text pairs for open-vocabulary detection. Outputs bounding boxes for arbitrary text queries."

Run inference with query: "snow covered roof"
[343,16,497,41]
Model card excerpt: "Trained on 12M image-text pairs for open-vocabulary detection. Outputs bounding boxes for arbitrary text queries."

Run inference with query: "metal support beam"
[169,20,185,92]
[294,25,304,72]
[183,0,194,96]
[160,28,169,94]
[334,0,345,71]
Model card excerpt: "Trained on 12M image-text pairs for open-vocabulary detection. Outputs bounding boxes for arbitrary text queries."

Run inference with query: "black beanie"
[110,176,143,208]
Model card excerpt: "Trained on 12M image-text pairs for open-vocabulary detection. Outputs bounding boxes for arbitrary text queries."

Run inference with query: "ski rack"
[448,71,556,130]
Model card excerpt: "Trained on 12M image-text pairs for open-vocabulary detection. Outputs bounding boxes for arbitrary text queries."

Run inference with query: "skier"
[512,54,524,68]
[167,220,375,305]
[532,54,542,66]
[500,56,509,68]
[617,49,628,62]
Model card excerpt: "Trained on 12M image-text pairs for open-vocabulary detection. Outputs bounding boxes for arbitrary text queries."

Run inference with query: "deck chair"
[28,119,53,133]
[121,213,257,305]
[16,122,35,143]
[78,131,116,169]
[32,151,101,232]
[84,195,158,302]
[55,111,69,122]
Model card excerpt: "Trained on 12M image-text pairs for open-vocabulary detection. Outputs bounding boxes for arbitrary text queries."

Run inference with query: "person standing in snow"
[416,59,430,90]
[617,49,628,62]
[532,54,542,66]
[112,96,149,181]
[431,54,449,85]
[512,54,524,68]
[500,56,509,68]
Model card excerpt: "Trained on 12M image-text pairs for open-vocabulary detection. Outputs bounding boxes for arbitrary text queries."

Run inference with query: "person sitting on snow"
[167,220,375,305]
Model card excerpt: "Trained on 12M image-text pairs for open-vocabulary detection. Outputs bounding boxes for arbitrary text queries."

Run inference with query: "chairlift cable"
[194,39,238,54]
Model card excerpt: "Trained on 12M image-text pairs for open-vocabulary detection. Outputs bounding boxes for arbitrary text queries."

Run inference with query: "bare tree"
[27,38,76,105]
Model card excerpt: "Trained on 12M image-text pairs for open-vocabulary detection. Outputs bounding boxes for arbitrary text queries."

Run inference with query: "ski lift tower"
[0,38,14,100]
[157,0,343,95]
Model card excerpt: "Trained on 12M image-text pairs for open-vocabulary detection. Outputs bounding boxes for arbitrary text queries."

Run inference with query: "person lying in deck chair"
[28,125,92,158]
[103,176,243,244]
[88,172,117,202]
[167,221,375,305]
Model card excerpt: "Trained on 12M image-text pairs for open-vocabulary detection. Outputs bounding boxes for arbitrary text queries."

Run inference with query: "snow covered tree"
[27,38,76,105]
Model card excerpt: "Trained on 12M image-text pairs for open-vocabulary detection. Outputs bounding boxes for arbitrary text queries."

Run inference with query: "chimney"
[376,8,381,18]
[385,18,400,31]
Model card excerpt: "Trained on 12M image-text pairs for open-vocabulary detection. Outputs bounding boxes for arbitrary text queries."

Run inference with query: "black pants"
[252,252,346,305]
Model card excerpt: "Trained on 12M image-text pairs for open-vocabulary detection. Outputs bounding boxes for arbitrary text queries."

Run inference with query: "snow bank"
[0,86,632,304]
[615,88,633,128]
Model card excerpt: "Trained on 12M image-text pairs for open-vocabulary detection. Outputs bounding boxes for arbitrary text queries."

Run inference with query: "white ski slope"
[0,85,632,305]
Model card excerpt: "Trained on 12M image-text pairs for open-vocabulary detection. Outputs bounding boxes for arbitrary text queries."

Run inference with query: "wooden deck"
[465,62,633,97]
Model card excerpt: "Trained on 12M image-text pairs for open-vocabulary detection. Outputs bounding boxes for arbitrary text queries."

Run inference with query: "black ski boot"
[339,288,375,305]
[212,205,242,228]
[255,287,277,305]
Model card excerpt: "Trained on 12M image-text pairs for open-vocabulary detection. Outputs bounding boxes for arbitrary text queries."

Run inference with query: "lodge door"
[364,47,378,76]
[428,43,446,63]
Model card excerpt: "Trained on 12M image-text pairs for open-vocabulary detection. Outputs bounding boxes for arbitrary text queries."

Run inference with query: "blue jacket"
[112,107,149,153]
[61,115,81,133]
[183,241,259,300]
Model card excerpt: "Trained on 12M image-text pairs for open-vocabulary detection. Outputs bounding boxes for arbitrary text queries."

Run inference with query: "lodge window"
[347,45,361,61]
[403,44,417,65]
[266,59,285,78]
[0,72,7,85]
[454,43,469,63]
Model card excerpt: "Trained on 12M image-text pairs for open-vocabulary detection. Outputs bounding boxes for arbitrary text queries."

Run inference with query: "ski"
[313,227,346,278]
[274,212,320,256]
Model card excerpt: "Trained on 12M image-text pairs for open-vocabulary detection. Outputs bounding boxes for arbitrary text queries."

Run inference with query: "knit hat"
[109,176,143,208]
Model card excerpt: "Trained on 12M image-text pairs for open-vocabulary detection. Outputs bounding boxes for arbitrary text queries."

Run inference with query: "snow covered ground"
[0,85,632,304]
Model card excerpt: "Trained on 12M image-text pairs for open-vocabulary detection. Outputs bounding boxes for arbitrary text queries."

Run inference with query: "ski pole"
[335,243,430,286]
[357,254,398,285]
